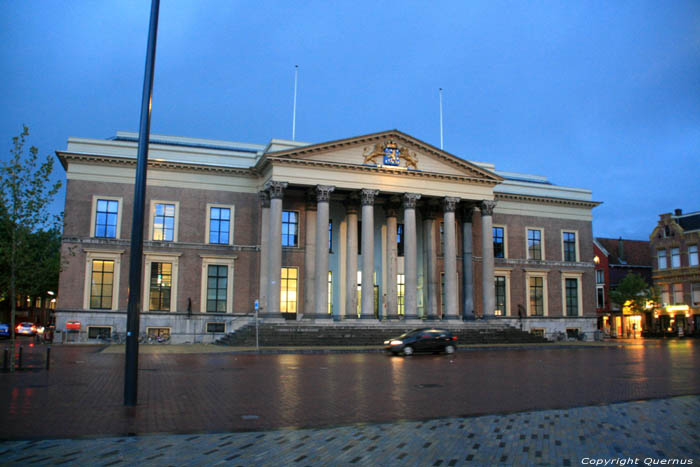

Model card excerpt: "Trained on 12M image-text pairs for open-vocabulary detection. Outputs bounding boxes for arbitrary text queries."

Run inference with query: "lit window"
[495,276,506,315]
[208,207,231,244]
[206,265,228,312]
[658,250,667,269]
[95,200,119,238]
[90,260,114,309]
[153,203,176,241]
[280,267,298,314]
[529,276,544,316]
[493,227,505,259]
[673,283,683,304]
[282,211,298,247]
[528,229,543,260]
[563,232,577,262]
[689,245,698,267]
[671,248,681,268]
[328,271,333,314]
[149,262,172,311]
[397,274,405,315]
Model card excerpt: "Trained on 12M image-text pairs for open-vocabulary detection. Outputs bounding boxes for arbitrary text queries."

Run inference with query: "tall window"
[596,270,604,284]
[280,267,298,314]
[596,286,605,309]
[397,274,405,315]
[282,211,298,247]
[209,207,231,244]
[90,260,114,309]
[206,265,228,312]
[528,229,542,260]
[95,200,118,238]
[661,285,670,305]
[153,203,176,241]
[658,250,667,269]
[328,221,333,252]
[563,232,577,262]
[689,245,698,267]
[495,276,506,316]
[671,248,681,268]
[149,262,172,311]
[328,271,333,314]
[565,278,579,316]
[397,224,404,257]
[358,221,362,252]
[493,227,505,259]
[673,283,683,304]
[692,283,700,306]
[529,276,544,316]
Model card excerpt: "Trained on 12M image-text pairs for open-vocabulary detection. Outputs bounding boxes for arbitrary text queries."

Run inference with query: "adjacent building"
[649,209,700,336]
[55,130,600,343]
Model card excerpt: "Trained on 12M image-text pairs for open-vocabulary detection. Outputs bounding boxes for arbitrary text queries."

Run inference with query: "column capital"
[316,185,335,203]
[360,189,379,206]
[265,181,288,199]
[385,196,401,218]
[443,197,460,213]
[403,193,421,209]
[258,190,270,208]
[461,202,476,222]
[480,200,497,216]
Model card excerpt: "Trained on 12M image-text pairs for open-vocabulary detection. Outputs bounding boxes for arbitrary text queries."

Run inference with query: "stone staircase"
[215,320,549,347]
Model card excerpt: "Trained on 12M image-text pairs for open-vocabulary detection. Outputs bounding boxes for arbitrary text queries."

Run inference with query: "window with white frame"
[673,283,683,304]
[282,211,299,247]
[671,247,681,268]
[150,201,179,242]
[328,271,333,314]
[526,272,548,316]
[689,245,698,267]
[527,228,544,260]
[562,275,582,317]
[143,253,180,312]
[91,197,122,239]
[200,256,236,314]
[658,249,667,269]
[596,270,604,284]
[397,274,405,315]
[495,276,506,316]
[562,231,578,262]
[83,250,123,311]
[206,205,233,245]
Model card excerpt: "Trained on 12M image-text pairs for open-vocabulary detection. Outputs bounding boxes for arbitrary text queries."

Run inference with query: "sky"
[1,1,698,240]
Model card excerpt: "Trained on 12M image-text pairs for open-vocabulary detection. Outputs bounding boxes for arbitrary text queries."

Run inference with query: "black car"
[384,328,458,356]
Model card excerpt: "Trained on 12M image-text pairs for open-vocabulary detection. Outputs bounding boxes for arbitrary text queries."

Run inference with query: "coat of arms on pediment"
[362,140,418,170]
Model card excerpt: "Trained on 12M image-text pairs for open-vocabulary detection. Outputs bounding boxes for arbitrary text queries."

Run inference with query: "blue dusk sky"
[1,1,698,240]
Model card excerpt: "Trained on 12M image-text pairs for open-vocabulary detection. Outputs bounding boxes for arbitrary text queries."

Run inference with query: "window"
[692,283,700,306]
[358,221,362,252]
[493,227,505,259]
[149,262,172,311]
[441,272,445,316]
[527,229,543,260]
[88,326,111,339]
[94,199,119,238]
[596,270,604,284]
[328,221,333,252]
[495,276,506,316]
[527,275,546,316]
[689,245,698,267]
[657,250,667,269]
[397,223,404,257]
[206,265,228,312]
[280,267,298,314]
[206,322,225,333]
[152,202,177,241]
[282,211,298,247]
[673,283,683,304]
[565,278,579,316]
[356,271,362,316]
[397,274,405,315]
[146,327,170,339]
[90,260,114,309]
[530,328,545,338]
[207,206,232,245]
[328,271,333,314]
[562,231,577,262]
[440,222,444,255]
[596,286,605,309]
[671,248,680,268]
[661,285,670,306]
[83,250,123,311]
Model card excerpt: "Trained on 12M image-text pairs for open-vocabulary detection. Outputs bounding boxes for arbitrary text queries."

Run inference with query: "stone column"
[314,185,335,318]
[403,193,421,319]
[421,203,438,320]
[443,197,460,320]
[345,195,359,319]
[360,189,379,319]
[266,181,287,316]
[385,197,400,319]
[303,190,316,319]
[258,191,270,313]
[480,200,497,317]
[461,204,475,319]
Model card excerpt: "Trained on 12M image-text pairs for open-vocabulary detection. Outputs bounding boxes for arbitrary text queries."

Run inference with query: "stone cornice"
[495,192,601,209]
[57,151,257,178]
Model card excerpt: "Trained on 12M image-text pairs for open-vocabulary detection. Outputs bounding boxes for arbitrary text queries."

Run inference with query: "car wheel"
[444,344,455,355]
[403,346,414,356]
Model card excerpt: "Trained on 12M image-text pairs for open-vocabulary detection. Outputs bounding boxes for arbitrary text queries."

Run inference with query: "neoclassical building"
[55,130,599,343]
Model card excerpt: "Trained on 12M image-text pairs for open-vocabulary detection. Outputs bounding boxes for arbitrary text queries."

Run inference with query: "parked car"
[384,328,458,356]
[0,323,9,339]
[15,322,37,336]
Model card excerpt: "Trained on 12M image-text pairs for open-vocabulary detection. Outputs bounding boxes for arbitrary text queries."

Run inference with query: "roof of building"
[674,210,700,232]
[595,237,651,267]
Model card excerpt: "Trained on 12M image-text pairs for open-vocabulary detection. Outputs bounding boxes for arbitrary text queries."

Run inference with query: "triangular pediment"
[264,130,501,182]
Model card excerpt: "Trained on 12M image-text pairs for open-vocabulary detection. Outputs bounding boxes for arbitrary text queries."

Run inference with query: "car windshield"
[398,329,428,338]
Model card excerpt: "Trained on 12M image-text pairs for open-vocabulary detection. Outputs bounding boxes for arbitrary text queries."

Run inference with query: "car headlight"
[390,340,404,346]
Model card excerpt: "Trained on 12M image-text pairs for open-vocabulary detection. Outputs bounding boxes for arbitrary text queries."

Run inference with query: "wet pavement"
[1,339,699,465]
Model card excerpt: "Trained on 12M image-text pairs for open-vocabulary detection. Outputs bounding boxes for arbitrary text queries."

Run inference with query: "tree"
[609,272,654,315]
[0,126,61,371]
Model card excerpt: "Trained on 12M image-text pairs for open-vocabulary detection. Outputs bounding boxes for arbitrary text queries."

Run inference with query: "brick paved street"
[1,339,698,465]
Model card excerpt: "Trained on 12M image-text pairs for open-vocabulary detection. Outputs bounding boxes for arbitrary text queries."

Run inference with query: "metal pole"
[124,0,160,407]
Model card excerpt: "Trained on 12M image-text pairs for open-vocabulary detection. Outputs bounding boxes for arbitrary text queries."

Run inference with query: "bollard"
[3,348,7,371]
[18,346,23,370]
[46,346,51,370]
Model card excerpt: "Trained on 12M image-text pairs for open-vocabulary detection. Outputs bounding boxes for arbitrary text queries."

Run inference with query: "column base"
[403,313,420,321]
[424,314,440,321]
[302,314,333,320]
[359,315,377,320]
[462,314,477,321]
[444,316,461,321]
[344,314,359,320]
[384,314,402,320]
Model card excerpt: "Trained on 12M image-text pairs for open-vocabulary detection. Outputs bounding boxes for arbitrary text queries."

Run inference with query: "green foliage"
[609,272,653,314]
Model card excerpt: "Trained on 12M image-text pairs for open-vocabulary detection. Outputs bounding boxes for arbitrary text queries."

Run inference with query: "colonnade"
[260,181,496,320]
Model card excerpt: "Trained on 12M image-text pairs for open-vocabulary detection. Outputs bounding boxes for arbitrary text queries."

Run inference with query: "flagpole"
[292,65,298,141]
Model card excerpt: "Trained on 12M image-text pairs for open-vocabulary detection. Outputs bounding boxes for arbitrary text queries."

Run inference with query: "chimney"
[618,237,625,261]
[674,208,683,216]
